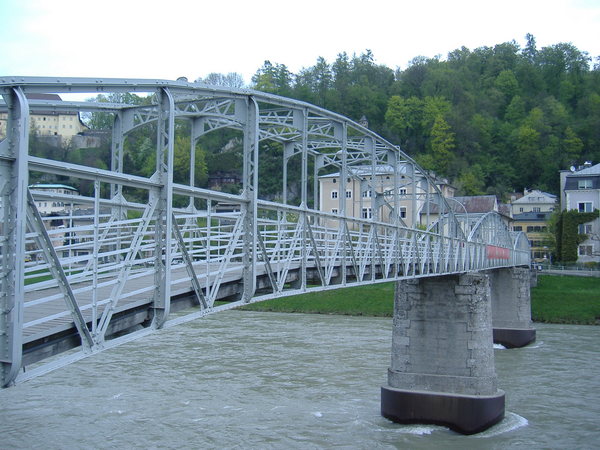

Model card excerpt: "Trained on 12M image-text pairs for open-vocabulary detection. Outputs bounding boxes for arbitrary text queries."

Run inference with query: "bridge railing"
[1,77,529,387]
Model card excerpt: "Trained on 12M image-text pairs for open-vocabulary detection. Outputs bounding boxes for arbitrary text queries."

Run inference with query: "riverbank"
[240,274,600,325]
[531,274,600,324]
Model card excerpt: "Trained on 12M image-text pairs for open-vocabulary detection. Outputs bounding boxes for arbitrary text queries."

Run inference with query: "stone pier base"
[493,327,537,349]
[382,274,504,435]
[490,268,536,348]
[381,387,505,435]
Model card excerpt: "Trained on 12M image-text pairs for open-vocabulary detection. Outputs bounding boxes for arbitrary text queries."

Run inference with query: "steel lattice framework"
[0,77,530,387]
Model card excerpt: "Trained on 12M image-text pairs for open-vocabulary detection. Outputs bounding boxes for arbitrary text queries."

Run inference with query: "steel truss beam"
[0,77,530,386]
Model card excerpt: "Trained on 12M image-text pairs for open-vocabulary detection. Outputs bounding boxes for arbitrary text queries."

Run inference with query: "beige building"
[0,93,88,142]
[318,165,455,228]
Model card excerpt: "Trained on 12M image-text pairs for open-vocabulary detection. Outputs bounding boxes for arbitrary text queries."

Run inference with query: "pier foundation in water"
[381,273,505,435]
[490,267,536,348]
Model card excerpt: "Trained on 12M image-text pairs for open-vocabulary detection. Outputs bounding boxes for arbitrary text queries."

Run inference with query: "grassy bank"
[531,274,600,325]
[241,282,395,316]
[240,275,600,325]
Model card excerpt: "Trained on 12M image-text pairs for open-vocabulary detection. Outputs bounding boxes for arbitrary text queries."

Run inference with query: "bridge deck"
[21,261,300,352]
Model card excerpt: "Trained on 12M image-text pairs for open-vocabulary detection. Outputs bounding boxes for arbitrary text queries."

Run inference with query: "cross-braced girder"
[0,77,529,387]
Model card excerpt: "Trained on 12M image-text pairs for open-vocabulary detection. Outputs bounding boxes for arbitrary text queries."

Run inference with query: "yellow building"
[510,190,556,262]
[0,93,88,142]
[512,212,552,262]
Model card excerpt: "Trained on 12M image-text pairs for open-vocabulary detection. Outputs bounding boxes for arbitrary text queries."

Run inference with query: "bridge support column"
[490,267,536,348]
[381,273,504,435]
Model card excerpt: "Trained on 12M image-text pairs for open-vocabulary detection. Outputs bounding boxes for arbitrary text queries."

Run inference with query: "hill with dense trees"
[247,35,600,198]
[30,35,600,204]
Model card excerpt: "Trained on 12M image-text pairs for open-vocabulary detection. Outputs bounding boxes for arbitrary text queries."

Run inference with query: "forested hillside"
[31,35,599,203]
[246,35,600,197]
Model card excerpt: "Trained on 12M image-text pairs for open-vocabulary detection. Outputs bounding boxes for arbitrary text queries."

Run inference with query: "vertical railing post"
[339,122,348,284]
[241,97,259,302]
[0,87,29,387]
[300,108,308,290]
[152,87,175,328]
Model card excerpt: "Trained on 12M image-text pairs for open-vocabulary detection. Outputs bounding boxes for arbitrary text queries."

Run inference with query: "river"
[1,311,599,449]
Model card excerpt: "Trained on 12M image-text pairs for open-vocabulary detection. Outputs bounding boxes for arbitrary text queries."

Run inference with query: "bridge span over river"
[1,77,534,434]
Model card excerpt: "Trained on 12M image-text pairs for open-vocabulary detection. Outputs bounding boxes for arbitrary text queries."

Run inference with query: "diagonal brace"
[26,190,95,351]
[172,214,208,309]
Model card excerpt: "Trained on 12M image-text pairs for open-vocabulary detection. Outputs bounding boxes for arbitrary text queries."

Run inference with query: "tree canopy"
[249,38,600,197]
[43,36,599,203]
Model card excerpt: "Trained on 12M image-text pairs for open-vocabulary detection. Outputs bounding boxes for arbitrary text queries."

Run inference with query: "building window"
[362,190,371,198]
[399,188,407,195]
[361,207,372,219]
[532,207,541,212]
[578,224,593,234]
[578,202,593,213]
[514,226,523,231]
[519,207,524,212]
[345,190,352,198]
[579,245,593,256]
[331,190,338,199]
[526,226,547,233]
[331,208,338,214]
[578,179,593,189]
[400,207,407,219]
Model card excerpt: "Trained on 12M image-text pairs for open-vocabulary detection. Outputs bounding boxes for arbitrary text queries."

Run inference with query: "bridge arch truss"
[0,77,530,386]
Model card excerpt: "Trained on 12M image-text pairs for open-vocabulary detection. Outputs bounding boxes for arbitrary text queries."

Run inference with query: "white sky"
[1,0,599,86]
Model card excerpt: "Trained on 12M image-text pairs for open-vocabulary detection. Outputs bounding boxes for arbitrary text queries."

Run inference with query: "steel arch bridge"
[0,77,530,387]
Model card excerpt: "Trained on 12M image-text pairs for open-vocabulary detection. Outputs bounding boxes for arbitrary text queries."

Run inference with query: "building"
[510,190,557,263]
[510,189,557,216]
[0,93,89,143]
[559,162,600,263]
[420,195,512,232]
[512,212,552,262]
[28,184,80,215]
[318,164,455,228]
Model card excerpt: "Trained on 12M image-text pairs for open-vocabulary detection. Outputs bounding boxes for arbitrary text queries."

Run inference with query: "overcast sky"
[1,0,599,86]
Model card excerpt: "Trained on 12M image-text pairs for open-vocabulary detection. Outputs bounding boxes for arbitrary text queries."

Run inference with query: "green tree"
[251,61,293,96]
[84,92,149,130]
[173,134,208,187]
[456,164,485,195]
[511,124,541,189]
[428,116,455,175]
[385,95,425,152]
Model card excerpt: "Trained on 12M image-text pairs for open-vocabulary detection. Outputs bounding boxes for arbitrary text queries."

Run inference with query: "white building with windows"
[511,189,556,216]
[560,162,600,263]
[28,184,80,215]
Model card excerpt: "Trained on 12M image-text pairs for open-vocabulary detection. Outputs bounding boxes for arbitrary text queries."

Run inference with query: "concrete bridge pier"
[490,267,536,348]
[381,273,505,435]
